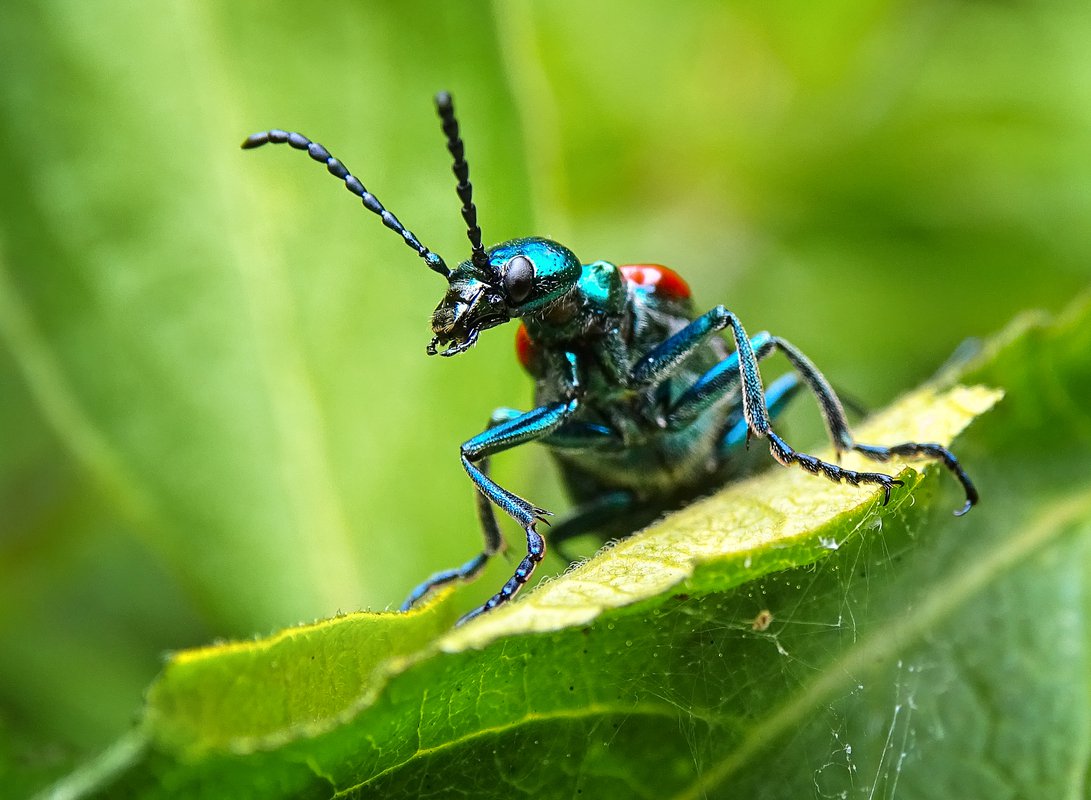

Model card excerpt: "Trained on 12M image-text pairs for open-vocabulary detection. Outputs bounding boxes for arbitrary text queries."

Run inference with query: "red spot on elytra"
[620,264,691,300]
[515,323,539,373]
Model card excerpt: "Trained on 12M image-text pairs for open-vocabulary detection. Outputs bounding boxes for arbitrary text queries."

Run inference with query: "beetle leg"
[720,373,803,451]
[403,403,614,614]
[399,552,491,612]
[664,332,776,429]
[628,307,748,388]
[456,398,581,623]
[658,308,904,504]
[770,336,977,515]
[400,407,522,611]
[699,329,976,514]
[851,442,977,515]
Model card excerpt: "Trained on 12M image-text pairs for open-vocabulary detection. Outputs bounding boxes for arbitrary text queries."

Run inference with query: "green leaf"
[48,294,1091,798]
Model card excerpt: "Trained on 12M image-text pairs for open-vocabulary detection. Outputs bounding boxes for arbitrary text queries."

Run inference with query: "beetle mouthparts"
[426,329,472,357]
[427,328,480,357]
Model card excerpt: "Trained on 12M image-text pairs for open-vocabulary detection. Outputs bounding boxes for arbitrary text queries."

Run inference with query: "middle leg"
[400,407,520,611]
[658,312,904,504]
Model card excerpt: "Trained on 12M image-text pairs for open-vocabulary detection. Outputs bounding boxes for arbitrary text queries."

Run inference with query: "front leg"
[458,397,581,623]
[401,400,580,621]
[402,352,584,622]
[400,407,521,611]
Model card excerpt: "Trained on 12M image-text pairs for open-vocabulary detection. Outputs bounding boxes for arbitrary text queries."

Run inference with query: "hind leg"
[766,336,977,515]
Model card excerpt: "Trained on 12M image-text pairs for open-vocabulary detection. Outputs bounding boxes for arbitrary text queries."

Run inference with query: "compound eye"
[503,255,535,304]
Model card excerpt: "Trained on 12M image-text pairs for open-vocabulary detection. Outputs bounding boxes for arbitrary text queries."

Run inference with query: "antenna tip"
[241,132,268,150]
[435,91,453,110]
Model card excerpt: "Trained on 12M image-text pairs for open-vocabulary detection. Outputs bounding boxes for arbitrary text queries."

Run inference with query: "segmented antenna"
[434,92,489,271]
[241,129,451,278]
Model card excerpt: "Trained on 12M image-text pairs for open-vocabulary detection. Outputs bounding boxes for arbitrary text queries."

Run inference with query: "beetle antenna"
[434,92,489,271]
[241,129,451,278]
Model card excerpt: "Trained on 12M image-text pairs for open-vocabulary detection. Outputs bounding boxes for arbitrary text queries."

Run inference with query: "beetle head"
[428,237,581,356]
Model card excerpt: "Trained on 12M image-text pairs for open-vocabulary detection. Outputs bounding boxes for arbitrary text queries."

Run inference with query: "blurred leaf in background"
[1,0,1089,790]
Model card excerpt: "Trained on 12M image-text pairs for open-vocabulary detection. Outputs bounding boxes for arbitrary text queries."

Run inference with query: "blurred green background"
[2,0,1090,781]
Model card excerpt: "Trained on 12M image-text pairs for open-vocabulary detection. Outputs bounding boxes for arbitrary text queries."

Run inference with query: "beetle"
[243,92,977,624]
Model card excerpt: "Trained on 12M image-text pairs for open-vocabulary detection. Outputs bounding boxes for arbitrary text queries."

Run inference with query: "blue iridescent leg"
[649,309,904,503]
[400,407,521,611]
[399,552,489,611]
[665,332,776,429]
[457,399,582,623]
[628,307,755,388]
[721,373,802,451]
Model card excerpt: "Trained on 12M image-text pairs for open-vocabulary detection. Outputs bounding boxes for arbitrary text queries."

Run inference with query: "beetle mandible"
[243,92,977,624]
